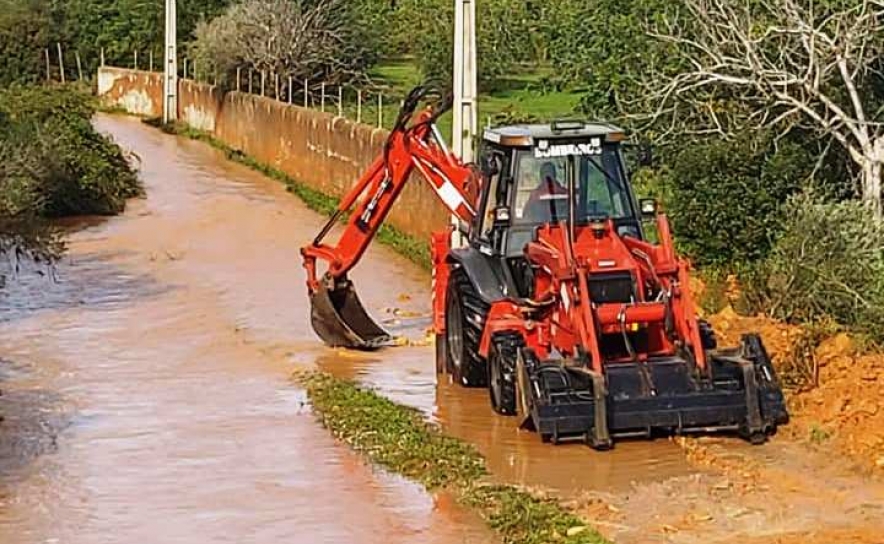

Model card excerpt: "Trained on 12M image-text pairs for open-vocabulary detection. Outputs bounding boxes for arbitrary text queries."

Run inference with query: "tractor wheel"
[445,267,489,387]
[489,333,521,416]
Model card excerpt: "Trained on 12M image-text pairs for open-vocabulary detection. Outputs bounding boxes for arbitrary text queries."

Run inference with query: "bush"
[660,134,812,266]
[0,85,142,262]
[742,193,884,341]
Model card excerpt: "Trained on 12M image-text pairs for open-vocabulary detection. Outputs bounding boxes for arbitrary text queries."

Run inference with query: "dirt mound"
[708,308,884,471]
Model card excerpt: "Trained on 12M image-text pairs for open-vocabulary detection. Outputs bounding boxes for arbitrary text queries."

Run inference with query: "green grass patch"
[296,370,609,544]
[353,59,584,140]
[144,118,431,270]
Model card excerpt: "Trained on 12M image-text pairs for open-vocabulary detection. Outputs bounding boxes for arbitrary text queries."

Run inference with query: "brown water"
[0,115,493,544]
[319,347,697,497]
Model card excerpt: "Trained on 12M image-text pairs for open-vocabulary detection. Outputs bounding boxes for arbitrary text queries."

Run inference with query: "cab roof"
[483,121,626,147]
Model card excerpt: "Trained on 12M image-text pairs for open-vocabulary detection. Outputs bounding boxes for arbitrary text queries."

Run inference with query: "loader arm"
[300,88,479,348]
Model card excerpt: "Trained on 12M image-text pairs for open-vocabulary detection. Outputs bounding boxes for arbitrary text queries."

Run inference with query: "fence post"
[149,50,154,72]
[378,93,383,128]
[56,43,65,84]
[75,52,83,81]
[321,83,326,112]
[193,60,197,82]
[134,50,138,70]
[44,49,51,83]
[183,58,188,79]
[261,70,266,96]
[338,87,343,117]
[357,89,362,124]
[248,69,253,94]
[100,47,105,67]
[304,80,309,108]
[288,77,293,104]
[236,68,241,92]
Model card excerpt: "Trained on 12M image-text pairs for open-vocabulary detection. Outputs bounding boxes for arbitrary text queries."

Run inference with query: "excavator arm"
[300,87,479,349]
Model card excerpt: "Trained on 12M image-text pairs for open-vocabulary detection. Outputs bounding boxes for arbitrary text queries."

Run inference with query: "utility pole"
[163,0,178,124]
[453,0,478,163]
[451,0,478,246]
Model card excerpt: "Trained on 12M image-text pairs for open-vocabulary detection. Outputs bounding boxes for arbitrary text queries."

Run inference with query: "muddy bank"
[709,308,884,472]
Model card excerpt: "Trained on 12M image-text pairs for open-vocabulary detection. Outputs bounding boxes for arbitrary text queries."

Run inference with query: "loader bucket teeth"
[310,278,391,350]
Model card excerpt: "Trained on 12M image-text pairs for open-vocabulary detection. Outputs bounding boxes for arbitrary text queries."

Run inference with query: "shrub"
[742,193,884,341]
[0,85,142,262]
[660,134,812,267]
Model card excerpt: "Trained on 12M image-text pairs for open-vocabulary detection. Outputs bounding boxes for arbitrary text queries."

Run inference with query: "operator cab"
[475,121,644,297]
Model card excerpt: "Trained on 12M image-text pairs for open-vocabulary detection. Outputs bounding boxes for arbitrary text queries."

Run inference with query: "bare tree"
[193,0,370,91]
[635,0,884,213]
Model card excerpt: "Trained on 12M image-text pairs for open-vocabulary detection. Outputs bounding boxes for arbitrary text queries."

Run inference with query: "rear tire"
[445,268,489,387]
[489,333,521,416]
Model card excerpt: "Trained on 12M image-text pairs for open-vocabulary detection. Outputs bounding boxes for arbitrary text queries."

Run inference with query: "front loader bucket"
[521,334,789,447]
[310,277,392,350]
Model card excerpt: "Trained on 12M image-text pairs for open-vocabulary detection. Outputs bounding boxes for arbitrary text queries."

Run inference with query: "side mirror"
[640,198,658,219]
[480,154,501,177]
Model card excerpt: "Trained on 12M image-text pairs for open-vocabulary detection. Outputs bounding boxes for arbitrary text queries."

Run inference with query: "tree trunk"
[861,138,884,217]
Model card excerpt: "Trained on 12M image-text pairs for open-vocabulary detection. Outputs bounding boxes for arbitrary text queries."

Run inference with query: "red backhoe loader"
[301,87,788,448]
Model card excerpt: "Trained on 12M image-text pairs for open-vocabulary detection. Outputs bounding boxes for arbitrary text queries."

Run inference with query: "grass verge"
[142,118,432,270]
[296,370,609,544]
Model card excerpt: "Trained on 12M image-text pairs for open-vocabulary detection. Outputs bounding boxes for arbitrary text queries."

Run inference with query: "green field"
[348,59,584,140]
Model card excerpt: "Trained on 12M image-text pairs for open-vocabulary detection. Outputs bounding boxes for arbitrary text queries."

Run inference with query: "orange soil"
[708,308,884,472]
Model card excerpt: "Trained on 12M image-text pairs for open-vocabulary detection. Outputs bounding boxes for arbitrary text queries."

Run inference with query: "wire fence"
[44,43,409,131]
[225,66,399,130]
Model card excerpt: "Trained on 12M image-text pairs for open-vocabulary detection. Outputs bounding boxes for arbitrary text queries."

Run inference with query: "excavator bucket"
[310,277,392,350]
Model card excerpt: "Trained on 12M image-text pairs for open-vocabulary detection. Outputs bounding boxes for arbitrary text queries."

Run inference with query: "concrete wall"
[98,67,448,242]
[98,67,164,117]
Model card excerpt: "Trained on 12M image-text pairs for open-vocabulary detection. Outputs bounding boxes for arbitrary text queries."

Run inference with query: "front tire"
[445,268,488,387]
[489,333,520,416]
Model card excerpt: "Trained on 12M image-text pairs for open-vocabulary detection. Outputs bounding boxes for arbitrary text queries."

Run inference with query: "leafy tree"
[0,0,64,86]
[391,0,534,91]
[538,0,679,117]
[61,0,230,74]
[636,0,884,214]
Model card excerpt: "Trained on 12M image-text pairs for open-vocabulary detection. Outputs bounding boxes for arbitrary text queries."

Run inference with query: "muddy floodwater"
[0,115,492,544]
[2,114,883,544]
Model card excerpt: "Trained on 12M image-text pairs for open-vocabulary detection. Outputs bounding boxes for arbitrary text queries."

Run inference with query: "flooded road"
[2,113,882,544]
[0,115,491,544]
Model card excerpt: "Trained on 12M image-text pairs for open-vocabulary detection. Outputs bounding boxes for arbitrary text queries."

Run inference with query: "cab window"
[512,145,633,225]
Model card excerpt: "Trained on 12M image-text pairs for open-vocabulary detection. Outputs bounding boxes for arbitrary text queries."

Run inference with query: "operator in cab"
[523,161,568,223]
